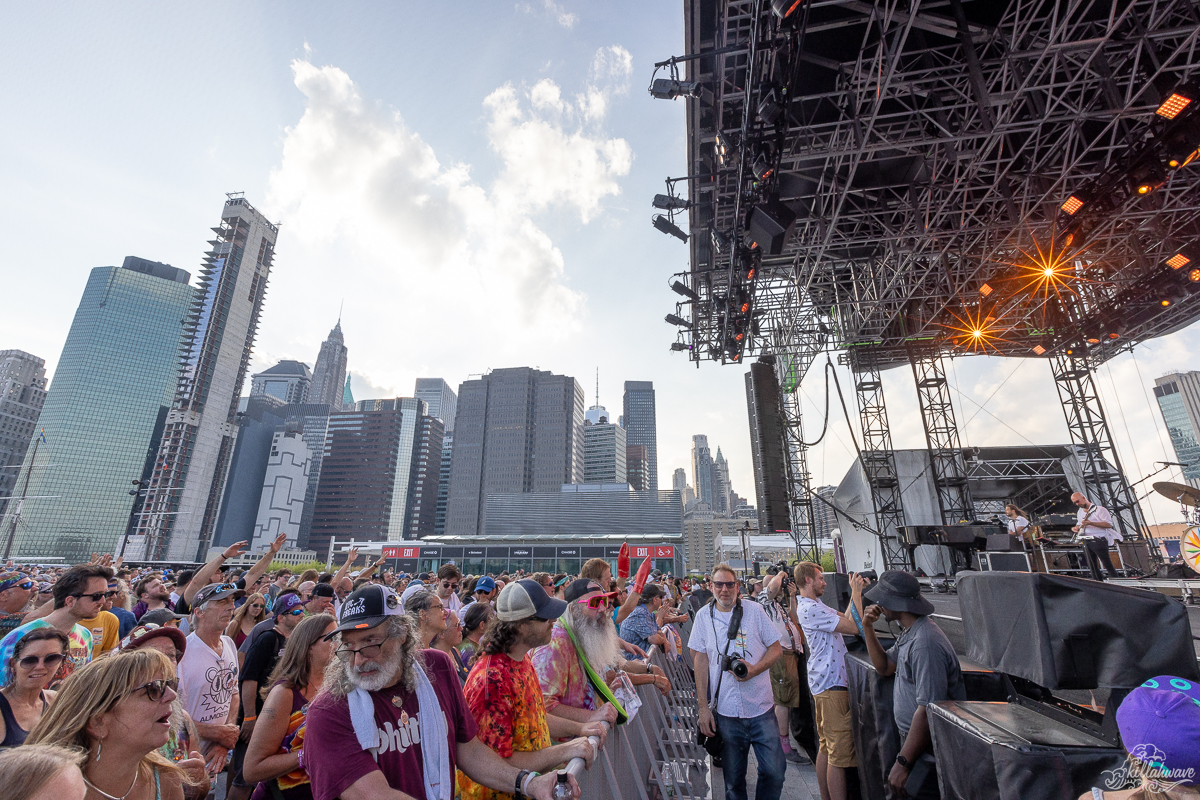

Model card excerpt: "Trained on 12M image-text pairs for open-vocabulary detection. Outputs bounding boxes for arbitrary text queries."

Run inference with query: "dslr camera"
[722,655,749,679]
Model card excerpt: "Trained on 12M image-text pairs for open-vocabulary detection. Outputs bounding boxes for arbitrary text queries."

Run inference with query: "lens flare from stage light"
[937,305,1016,355]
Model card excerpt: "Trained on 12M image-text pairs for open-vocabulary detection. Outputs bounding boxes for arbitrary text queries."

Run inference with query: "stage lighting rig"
[653,214,688,242]
[756,83,784,125]
[650,78,702,100]
[671,280,700,302]
[670,342,690,352]
[770,0,804,21]
[665,313,691,327]
[1156,83,1199,119]
[653,194,690,210]
[1130,160,1167,195]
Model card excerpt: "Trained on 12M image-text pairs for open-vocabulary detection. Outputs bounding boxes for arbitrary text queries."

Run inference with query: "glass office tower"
[1,258,192,561]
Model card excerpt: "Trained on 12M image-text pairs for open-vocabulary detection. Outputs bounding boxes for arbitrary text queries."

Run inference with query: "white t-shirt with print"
[797,597,849,695]
[178,633,239,754]
[688,598,781,718]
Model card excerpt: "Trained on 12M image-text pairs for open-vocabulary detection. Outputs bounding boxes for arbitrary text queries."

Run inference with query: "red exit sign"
[382,547,418,558]
[632,546,674,558]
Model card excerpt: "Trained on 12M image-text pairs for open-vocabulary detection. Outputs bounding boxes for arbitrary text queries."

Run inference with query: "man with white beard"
[532,579,669,726]
[302,584,579,800]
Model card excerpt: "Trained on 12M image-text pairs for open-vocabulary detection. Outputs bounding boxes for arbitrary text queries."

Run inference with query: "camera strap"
[706,598,743,713]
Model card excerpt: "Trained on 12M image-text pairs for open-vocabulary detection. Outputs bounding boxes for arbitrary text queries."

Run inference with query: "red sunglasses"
[575,591,619,610]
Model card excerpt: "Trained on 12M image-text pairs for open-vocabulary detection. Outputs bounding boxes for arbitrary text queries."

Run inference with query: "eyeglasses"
[712,581,737,589]
[134,678,178,702]
[17,653,64,670]
[576,592,618,610]
[17,582,34,591]
[249,603,265,610]
[285,607,305,616]
[336,635,392,660]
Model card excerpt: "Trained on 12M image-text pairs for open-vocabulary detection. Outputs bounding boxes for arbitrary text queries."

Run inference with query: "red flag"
[633,554,653,594]
[618,543,630,579]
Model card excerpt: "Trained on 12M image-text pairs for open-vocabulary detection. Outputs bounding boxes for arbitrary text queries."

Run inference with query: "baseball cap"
[193,582,239,607]
[564,578,603,603]
[496,579,567,622]
[474,576,496,593]
[1116,676,1200,786]
[140,608,185,627]
[326,584,406,639]
[274,593,306,617]
[119,623,187,655]
[312,583,336,598]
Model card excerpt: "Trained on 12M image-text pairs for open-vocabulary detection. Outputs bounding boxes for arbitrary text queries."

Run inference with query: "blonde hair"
[0,743,84,800]
[225,592,267,639]
[26,649,192,788]
[793,561,823,587]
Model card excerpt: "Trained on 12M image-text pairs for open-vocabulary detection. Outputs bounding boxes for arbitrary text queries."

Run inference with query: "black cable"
[799,360,832,448]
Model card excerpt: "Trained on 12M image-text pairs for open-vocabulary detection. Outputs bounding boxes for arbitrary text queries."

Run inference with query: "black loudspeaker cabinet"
[977,551,1031,572]
[819,572,852,612]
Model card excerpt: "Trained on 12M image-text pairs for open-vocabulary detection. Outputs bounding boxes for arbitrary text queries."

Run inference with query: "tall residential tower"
[1154,371,1200,488]
[622,381,657,490]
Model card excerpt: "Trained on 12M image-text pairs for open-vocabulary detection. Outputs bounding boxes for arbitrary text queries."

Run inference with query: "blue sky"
[3,1,1198,525]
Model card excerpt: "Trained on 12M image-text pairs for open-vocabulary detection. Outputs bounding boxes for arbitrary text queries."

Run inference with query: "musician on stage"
[1003,504,1030,542]
[1071,492,1122,581]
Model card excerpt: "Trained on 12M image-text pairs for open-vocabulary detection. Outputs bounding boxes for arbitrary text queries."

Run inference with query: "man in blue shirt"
[619,583,667,656]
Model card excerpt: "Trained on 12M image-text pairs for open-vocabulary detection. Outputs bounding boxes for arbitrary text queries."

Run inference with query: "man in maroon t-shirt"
[304,584,580,800]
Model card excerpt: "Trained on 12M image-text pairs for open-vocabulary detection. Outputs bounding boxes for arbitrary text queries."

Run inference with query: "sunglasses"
[134,678,178,702]
[18,653,65,670]
[249,603,265,609]
[576,592,618,609]
[284,607,305,616]
[712,581,737,589]
[15,581,34,591]
[71,591,113,602]
[441,581,460,590]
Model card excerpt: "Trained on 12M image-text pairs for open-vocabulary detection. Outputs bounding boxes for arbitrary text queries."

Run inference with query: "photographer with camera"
[690,564,784,800]
[795,562,866,800]
[759,564,806,763]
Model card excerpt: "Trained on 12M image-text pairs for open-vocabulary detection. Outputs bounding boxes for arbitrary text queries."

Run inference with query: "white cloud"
[260,55,631,396]
[590,45,633,88]
[515,0,576,28]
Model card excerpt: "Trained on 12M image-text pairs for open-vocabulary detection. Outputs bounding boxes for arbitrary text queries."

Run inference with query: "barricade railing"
[563,631,710,799]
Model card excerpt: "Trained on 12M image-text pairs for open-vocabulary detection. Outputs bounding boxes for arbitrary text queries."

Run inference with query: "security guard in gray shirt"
[861,571,965,799]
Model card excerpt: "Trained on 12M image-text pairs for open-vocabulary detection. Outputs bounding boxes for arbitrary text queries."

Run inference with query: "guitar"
[1070,504,1096,545]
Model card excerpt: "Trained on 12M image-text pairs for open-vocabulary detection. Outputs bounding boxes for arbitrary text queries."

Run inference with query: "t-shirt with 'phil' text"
[303,648,479,800]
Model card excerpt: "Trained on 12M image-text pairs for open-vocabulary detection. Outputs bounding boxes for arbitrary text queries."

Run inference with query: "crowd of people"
[0,539,1196,800]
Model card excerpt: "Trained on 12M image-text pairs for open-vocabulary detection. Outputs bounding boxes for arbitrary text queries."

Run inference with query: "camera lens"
[731,659,748,679]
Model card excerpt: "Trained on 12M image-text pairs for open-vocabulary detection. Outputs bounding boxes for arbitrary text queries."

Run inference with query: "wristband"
[515,769,531,799]
[522,772,539,796]
[243,715,257,722]
[848,602,866,638]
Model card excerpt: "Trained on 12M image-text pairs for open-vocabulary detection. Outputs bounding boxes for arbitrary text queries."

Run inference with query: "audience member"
[226,592,268,649]
[132,574,174,620]
[177,583,241,789]
[431,610,469,685]
[242,613,336,800]
[0,627,67,747]
[106,577,137,638]
[618,583,668,656]
[0,742,86,800]
[758,569,805,763]
[406,589,448,648]
[306,584,335,616]
[436,564,465,613]
[462,576,496,614]
[862,571,964,799]
[690,563,784,800]
[302,584,578,800]
[459,602,494,667]
[0,572,36,638]
[458,579,598,800]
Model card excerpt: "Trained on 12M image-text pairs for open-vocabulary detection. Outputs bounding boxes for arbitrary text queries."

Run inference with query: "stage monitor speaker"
[977,552,1030,572]
[746,360,791,535]
[820,572,851,612]
[746,199,797,255]
[986,534,1023,551]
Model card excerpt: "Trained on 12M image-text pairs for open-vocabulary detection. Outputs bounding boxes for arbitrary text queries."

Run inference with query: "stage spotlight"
[770,0,805,18]
[1156,84,1198,119]
[714,134,729,166]
[1189,268,1200,283]
[1131,162,1166,195]
[1033,344,1047,355]
[1167,251,1192,269]
[752,155,774,182]
[650,79,702,100]
[757,84,783,125]
[665,313,691,327]
[653,215,688,242]
[670,342,689,352]
[1161,298,1174,307]
[711,228,731,253]
[671,280,700,301]
[980,283,993,297]
[653,194,689,211]
[1060,194,1088,215]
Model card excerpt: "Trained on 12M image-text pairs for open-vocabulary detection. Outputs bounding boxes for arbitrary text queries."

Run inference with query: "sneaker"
[785,750,809,764]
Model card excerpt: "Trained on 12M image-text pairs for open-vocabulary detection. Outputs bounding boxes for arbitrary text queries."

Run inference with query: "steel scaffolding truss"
[909,352,976,523]
[1050,353,1145,537]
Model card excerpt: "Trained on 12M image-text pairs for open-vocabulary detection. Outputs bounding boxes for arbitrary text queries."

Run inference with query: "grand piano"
[898,524,1004,574]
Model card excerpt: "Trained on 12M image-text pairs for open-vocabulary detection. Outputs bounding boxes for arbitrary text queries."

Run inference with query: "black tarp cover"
[928,701,1128,800]
[956,571,1199,689]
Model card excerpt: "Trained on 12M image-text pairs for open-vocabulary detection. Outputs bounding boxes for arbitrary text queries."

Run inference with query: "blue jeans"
[715,709,785,800]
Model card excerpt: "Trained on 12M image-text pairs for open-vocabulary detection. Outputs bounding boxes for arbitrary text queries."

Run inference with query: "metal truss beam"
[909,352,975,523]
[847,353,909,568]
[1050,353,1147,540]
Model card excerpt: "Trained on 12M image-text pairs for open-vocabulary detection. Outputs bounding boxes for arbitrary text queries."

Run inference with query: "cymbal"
[1152,481,1200,506]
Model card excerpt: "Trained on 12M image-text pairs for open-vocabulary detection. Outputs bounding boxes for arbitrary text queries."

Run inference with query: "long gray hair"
[323,614,424,697]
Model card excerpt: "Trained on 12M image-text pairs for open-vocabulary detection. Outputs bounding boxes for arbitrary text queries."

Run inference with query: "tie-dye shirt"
[0,619,92,688]
[530,621,598,713]
[457,652,552,800]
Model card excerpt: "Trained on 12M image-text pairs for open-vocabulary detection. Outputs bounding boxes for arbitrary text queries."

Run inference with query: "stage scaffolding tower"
[909,352,975,525]
[848,353,908,569]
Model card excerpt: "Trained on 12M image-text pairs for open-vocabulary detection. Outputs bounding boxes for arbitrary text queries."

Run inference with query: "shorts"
[813,688,857,768]
[769,649,801,707]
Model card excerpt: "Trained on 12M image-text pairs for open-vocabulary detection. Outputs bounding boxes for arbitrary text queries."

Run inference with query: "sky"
[2,1,1199,526]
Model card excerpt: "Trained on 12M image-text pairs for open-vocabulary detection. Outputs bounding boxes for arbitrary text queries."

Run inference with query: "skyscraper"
[692,435,714,509]
[212,396,288,549]
[250,361,311,405]
[622,381,658,490]
[251,426,312,550]
[134,195,278,561]
[583,413,627,484]
[811,485,838,542]
[2,258,192,561]
[446,367,584,536]
[626,445,649,491]
[342,374,355,408]
[672,467,687,492]
[712,447,731,515]
[0,351,47,521]
[1154,372,1200,488]
[309,321,348,410]
[414,378,458,432]
[434,431,453,535]
[407,414,445,539]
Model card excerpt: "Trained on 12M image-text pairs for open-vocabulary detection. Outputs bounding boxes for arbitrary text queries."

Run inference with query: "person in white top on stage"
[1071,492,1122,581]
[1004,504,1030,539]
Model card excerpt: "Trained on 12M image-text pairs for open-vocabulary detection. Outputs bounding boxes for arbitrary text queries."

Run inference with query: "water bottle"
[661,763,677,798]
[551,770,572,800]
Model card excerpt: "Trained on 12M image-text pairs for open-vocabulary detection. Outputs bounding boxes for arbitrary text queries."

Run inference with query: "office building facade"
[584,417,627,484]
[250,360,311,405]
[251,427,312,549]
[211,396,288,549]
[446,367,585,536]
[622,381,658,490]
[1154,372,1200,488]
[0,351,47,521]
[627,444,649,491]
[692,435,714,508]
[3,258,192,561]
[435,431,452,535]
[407,414,444,539]
[135,196,278,561]
[415,378,458,432]
[309,321,348,410]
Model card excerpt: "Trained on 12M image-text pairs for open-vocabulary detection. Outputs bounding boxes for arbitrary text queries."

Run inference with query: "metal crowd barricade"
[564,627,711,799]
